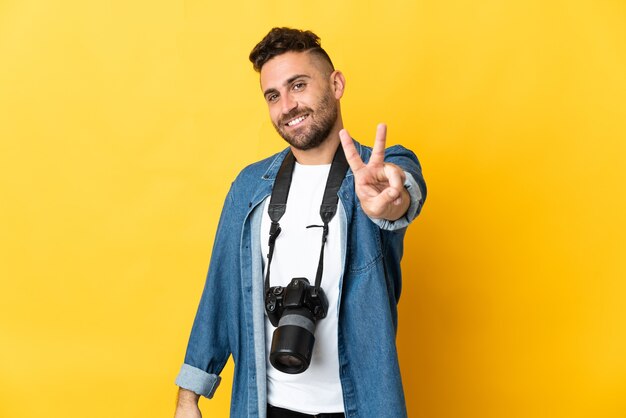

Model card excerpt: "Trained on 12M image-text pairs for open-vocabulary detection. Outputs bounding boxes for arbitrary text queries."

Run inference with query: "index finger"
[369,123,387,165]
[339,128,366,173]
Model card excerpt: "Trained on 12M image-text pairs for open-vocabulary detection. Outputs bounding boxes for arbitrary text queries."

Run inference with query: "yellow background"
[1,0,625,417]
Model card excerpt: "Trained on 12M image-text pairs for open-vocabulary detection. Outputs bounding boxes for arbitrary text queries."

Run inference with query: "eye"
[293,82,306,91]
[266,93,279,103]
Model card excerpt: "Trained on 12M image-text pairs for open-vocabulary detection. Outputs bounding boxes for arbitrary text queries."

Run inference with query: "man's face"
[260,51,338,151]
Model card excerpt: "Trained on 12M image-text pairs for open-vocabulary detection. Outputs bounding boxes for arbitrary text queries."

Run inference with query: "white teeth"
[287,115,307,126]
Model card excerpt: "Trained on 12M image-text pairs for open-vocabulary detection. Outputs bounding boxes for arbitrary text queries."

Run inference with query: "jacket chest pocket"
[347,214,383,273]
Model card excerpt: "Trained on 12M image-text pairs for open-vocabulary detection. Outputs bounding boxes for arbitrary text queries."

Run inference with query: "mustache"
[279,107,313,126]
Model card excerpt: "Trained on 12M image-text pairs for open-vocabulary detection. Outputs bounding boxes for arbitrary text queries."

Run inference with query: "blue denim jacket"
[176,141,426,417]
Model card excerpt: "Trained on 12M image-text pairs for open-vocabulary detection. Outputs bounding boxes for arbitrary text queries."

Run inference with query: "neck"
[291,117,344,165]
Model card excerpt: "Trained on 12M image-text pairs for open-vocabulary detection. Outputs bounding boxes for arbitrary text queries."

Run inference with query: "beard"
[272,91,338,151]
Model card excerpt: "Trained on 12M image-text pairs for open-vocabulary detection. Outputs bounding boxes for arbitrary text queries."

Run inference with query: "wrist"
[177,388,200,407]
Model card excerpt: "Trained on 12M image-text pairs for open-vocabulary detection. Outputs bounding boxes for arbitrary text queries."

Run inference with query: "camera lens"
[269,308,316,374]
[274,353,303,369]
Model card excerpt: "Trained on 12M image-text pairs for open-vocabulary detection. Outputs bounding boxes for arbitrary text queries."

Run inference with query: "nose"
[281,92,298,115]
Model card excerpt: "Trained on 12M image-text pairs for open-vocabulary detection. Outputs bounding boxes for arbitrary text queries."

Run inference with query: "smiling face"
[260,51,343,151]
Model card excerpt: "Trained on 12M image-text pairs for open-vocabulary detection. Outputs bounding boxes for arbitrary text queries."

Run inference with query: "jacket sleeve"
[368,144,427,231]
[174,186,238,398]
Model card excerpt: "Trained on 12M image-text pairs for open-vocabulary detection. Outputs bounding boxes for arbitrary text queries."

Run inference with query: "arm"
[175,186,238,408]
[174,388,201,418]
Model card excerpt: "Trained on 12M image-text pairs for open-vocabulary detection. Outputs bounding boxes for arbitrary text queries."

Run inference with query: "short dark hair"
[249,27,334,72]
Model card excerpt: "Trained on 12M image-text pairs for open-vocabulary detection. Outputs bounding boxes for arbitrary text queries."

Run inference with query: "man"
[174,27,426,418]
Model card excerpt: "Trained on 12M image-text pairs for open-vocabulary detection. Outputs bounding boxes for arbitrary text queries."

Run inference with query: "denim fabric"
[176,141,426,418]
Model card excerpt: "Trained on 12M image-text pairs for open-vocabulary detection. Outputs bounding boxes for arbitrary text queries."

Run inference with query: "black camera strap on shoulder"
[264,145,349,293]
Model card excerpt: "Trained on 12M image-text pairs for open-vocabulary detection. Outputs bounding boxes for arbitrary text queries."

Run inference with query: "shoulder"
[227,148,290,200]
[237,152,280,179]
[384,144,419,164]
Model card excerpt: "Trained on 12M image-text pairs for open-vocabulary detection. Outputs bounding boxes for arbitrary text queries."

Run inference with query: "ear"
[330,70,346,100]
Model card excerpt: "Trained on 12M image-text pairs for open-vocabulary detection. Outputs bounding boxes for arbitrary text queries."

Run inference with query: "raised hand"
[339,123,410,221]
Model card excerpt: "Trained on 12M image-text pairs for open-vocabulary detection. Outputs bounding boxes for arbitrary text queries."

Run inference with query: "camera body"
[265,277,329,374]
[265,277,328,326]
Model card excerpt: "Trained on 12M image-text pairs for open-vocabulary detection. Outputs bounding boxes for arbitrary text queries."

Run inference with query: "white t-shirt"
[260,162,345,414]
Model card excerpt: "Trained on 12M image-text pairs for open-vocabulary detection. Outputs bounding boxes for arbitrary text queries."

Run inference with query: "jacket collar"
[249,140,361,211]
[261,147,291,181]
[260,141,361,181]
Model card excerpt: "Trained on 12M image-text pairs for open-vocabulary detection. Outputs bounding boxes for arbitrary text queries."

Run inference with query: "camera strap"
[265,145,349,293]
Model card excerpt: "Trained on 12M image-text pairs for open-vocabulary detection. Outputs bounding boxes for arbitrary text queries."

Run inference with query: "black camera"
[265,277,329,374]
